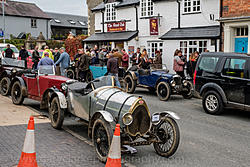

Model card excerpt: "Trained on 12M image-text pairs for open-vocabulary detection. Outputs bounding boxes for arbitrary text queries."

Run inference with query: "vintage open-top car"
[11,67,180,162]
[124,64,193,101]
[0,58,28,96]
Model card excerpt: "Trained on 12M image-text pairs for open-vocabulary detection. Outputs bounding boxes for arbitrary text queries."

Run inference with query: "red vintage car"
[10,66,69,111]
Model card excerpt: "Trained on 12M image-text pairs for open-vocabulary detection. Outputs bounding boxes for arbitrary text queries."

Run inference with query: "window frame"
[31,18,37,28]
[180,40,208,60]
[140,0,154,17]
[147,41,163,58]
[105,2,117,22]
[183,0,201,14]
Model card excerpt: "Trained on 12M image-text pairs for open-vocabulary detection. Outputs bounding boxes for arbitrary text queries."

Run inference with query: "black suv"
[194,52,250,115]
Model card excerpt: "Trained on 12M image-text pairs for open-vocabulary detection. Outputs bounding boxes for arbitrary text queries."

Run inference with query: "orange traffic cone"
[17,116,38,167]
[105,124,122,167]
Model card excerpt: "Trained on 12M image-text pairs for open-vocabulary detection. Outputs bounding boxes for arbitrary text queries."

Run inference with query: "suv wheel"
[202,90,224,115]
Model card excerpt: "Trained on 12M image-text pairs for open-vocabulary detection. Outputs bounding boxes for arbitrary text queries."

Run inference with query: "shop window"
[147,42,163,57]
[183,0,201,14]
[105,3,116,21]
[180,40,207,59]
[140,0,154,17]
[31,19,37,28]
[236,27,248,37]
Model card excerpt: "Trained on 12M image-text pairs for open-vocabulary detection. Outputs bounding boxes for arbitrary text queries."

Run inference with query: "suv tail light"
[193,70,197,86]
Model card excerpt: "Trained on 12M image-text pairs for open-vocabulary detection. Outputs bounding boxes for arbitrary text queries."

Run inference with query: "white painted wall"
[0,16,50,39]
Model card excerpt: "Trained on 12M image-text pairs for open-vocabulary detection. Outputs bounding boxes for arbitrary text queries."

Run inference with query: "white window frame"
[183,0,201,14]
[180,40,207,60]
[105,3,117,22]
[147,41,163,58]
[31,19,37,28]
[235,27,248,37]
[140,0,154,17]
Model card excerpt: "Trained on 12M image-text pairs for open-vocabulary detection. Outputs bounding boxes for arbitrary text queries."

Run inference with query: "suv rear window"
[222,58,246,78]
[198,56,219,72]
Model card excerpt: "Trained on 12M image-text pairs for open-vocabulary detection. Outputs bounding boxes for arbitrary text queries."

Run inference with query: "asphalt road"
[25,88,250,167]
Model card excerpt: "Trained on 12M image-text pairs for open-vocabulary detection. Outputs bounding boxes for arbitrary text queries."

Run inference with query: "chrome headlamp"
[12,68,17,73]
[170,80,176,87]
[122,113,133,126]
[61,83,68,91]
[183,80,188,86]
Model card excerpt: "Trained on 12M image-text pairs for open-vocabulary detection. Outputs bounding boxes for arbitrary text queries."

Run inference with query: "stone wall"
[87,0,103,36]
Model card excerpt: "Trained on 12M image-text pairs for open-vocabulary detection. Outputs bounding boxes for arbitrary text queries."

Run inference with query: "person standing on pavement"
[112,48,122,67]
[74,49,84,80]
[99,46,108,66]
[42,46,54,61]
[91,45,99,64]
[173,50,185,78]
[154,50,162,69]
[107,53,121,88]
[2,44,15,59]
[131,47,141,66]
[55,47,70,77]
[78,49,90,81]
[32,46,40,69]
[121,49,129,70]
[19,45,29,68]
[54,48,61,75]
[37,52,54,69]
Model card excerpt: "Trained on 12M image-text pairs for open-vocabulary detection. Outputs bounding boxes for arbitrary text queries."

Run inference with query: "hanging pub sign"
[150,18,159,35]
[107,21,126,32]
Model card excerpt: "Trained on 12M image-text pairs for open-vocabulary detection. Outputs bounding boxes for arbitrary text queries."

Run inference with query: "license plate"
[152,115,160,122]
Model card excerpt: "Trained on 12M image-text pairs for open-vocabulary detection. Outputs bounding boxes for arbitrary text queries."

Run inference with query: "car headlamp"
[12,68,17,73]
[122,113,133,126]
[61,83,68,91]
[171,81,176,87]
[183,80,188,86]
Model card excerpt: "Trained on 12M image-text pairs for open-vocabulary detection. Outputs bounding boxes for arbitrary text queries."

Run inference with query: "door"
[235,38,248,53]
[245,58,250,106]
[26,77,39,97]
[221,58,248,104]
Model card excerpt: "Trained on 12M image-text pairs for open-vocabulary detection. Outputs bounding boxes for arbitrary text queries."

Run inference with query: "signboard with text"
[107,22,126,32]
[150,18,159,35]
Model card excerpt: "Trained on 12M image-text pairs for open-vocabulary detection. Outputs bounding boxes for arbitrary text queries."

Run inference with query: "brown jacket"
[107,57,119,74]
[173,56,185,72]
[79,54,90,71]
[113,52,122,66]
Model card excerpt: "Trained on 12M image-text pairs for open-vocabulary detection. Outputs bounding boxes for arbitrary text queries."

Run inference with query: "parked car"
[10,67,180,162]
[124,64,193,101]
[194,52,250,115]
[0,43,19,59]
[0,57,27,95]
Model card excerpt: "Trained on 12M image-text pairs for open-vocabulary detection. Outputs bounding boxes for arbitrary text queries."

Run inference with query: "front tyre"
[153,117,180,157]
[11,81,25,105]
[156,82,171,101]
[92,118,113,163]
[202,90,224,115]
[49,97,65,129]
[182,81,193,99]
[124,75,136,93]
[0,77,11,96]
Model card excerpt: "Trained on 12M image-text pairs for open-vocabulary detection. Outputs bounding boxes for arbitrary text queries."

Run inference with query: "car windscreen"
[38,65,55,75]
[92,76,113,89]
[198,56,219,73]
[1,57,25,68]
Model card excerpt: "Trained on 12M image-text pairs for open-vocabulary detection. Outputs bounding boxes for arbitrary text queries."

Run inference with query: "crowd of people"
[1,43,202,82]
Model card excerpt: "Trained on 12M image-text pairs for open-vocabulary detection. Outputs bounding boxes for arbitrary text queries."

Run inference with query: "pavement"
[0,88,250,167]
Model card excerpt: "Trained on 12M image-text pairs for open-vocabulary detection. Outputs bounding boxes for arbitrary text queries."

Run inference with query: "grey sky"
[12,0,87,16]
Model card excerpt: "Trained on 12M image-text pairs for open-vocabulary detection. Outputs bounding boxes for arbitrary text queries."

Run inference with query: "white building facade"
[85,0,220,72]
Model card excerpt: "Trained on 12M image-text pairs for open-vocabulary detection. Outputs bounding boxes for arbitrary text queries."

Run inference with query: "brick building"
[219,0,250,53]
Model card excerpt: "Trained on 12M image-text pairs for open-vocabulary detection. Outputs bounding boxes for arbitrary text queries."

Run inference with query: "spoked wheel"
[66,69,75,79]
[124,75,136,93]
[49,97,64,129]
[0,77,10,96]
[153,117,180,157]
[202,90,224,115]
[11,81,24,105]
[156,82,171,101]
[182,81,193,99]
[92,118,113,163]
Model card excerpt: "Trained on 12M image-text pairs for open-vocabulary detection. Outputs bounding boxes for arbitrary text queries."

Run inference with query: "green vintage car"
[49,76,180,162]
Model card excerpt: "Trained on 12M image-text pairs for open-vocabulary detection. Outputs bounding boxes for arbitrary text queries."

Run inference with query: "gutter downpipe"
[101,10,105,33]
[176,0,180,29]
[219,0,223,51]
[134,5,139,32]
